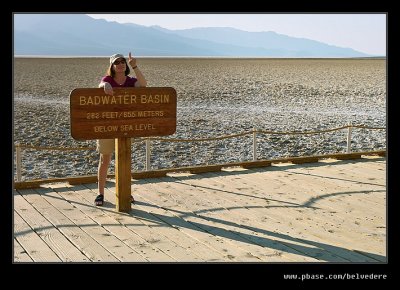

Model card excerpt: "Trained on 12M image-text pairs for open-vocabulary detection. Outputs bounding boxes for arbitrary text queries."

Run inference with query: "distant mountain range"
[14,14,371,57]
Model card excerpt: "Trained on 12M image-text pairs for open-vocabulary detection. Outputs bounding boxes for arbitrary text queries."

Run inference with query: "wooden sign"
[70,87,177,140]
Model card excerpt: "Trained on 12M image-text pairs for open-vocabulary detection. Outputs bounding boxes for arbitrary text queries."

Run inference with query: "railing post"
[347,123,352,153]
[16,144,22,181]
[145,139,151,171]
[253,127,257,161]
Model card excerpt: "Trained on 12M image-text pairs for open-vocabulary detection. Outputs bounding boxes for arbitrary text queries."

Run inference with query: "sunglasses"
[113,59,126,65]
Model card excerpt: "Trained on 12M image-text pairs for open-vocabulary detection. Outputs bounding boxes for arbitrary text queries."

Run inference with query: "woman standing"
[95,52,147,206]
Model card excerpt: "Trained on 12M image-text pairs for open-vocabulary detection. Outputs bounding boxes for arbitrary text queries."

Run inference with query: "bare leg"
[98,153,111,195]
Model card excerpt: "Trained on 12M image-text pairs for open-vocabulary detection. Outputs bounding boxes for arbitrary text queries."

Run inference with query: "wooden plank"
[119,206,207,262]
[230,165,386,260]
[129,182,257,262]
[131,170,168,179]
[201,167,384,262]
[124,182,245,262]
[14,175,111,189]
[189,165,223,174]
[291,157,320,164]
[247,163,385,220]
[46,184,153,262]
[244,165,384,231]
[278,169,386,260]
[67,175,98,185]
[55,184,155,262]
[134,176,309,262]
[72,183,180,262]
[168,174,323,262]
[171,172,349,262]
[14,211,62,262]
[126,209,212,262]
[298,160,386,205]
[14,180,46,189]
[333,153,362,160]
[309,157,385,175]
[322,150,385,159]
[104,185,208,262]
[239,160,272,169]
[13,238,33,262]
[121,198,234,262]
[316,159,386,183]
[285,162,386,215]
[84,182,200,262]
[364,160,386,171]
[14,190,89,262]
[203,170,375,261]
[21,186,119,262]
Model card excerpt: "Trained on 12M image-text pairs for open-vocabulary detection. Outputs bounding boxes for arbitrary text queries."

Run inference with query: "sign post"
[115,137,131,212]
[70,87,177,212]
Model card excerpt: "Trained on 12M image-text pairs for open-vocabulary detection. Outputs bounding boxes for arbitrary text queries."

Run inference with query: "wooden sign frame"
[70,87,177,140]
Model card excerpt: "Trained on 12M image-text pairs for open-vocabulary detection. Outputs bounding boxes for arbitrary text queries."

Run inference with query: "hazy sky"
[87,13,386,56]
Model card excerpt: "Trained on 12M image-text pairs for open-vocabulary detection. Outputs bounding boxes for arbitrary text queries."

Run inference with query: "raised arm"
[128,52,147,87]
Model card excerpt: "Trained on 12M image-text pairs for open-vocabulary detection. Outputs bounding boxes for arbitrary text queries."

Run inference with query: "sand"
[13,57,386,180]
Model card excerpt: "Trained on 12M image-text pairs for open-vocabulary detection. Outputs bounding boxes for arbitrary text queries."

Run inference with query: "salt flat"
[13,58,386,180]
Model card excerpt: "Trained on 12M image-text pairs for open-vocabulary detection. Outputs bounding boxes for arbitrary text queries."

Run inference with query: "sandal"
[131,195,135,204]
[95,194,104,206]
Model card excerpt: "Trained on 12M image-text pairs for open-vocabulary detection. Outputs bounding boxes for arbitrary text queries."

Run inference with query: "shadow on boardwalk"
[14,157,386,262]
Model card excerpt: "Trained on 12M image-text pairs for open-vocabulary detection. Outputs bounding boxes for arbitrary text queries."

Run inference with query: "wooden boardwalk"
[14,155,386,262]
